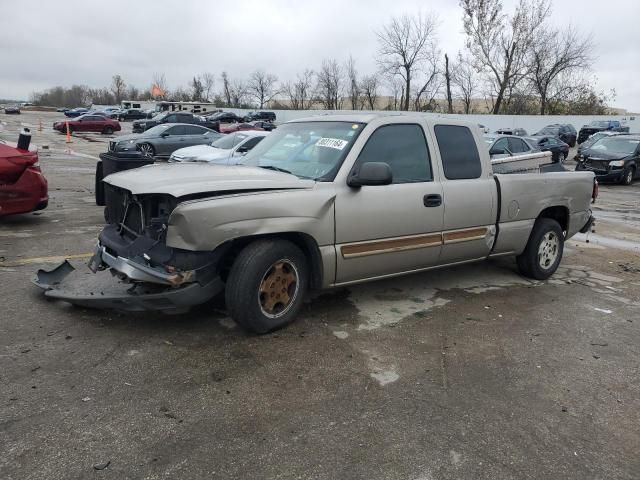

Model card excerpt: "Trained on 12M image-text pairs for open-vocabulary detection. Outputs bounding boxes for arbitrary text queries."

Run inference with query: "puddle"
[573,233,640,252]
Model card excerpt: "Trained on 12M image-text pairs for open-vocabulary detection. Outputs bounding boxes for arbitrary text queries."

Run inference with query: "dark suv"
[118,109,147,121]
[243,111,276,122]
[534,124,577,147]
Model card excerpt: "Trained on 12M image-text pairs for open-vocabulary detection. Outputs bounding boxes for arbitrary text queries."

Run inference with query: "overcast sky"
[2,0,639,111]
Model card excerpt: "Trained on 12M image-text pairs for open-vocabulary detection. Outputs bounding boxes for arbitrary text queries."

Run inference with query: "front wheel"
[517,218,564,280]
[225,239,308,334]
[138,143,155,158]
[621,166,635,185]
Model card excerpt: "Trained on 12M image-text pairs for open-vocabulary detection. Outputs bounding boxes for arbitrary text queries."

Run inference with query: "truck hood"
[104,163,315,197]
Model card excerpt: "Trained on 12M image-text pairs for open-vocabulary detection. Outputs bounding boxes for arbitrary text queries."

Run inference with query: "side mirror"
[160,132,170,138]
[348,162,393,188]
[490,148,506,156]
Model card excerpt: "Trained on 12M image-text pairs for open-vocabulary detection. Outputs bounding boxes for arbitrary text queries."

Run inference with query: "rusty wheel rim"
[258,259,299,318]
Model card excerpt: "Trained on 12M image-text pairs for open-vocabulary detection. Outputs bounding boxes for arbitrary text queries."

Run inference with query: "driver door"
[334,123,444,284]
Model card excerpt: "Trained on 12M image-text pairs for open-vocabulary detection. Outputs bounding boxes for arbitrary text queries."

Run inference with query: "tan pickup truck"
[36,114,597,333]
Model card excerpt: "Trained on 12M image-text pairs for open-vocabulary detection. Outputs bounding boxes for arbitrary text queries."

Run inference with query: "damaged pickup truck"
[35,115,597,333]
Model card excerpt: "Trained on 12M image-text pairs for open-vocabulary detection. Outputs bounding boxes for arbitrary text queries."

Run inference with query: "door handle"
[423,194,442,207]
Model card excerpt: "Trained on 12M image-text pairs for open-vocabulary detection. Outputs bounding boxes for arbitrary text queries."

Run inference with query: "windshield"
[212,132,249,149]
[584,132,608,145]
[240,121,365,181]
[589,121,610,128]
[144,124,172,135]
[592,137,639,155]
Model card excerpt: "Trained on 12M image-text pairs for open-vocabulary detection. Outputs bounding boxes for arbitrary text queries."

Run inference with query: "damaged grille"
[104,184,177,241]
[583,159,610,172]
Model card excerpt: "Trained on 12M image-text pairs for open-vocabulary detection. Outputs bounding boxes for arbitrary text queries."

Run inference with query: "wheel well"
[538,206,568,233]
[217,232,324,289]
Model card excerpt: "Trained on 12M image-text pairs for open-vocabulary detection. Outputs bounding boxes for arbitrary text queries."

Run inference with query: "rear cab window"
[434,125,482,179]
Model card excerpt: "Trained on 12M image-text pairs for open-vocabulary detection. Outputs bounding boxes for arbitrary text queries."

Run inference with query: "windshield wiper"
[259,165,294,175]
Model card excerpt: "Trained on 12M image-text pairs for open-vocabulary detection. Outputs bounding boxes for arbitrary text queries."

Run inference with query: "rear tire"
[516,218,564,280]
[621,166,635,185]
[225,239,308,334]
[102,126,114,135]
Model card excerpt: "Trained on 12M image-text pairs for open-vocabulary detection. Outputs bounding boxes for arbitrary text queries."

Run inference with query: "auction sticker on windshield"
[316,138,349,150]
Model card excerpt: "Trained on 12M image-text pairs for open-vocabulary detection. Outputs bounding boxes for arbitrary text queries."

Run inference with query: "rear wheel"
[225,239,308,334]
[102,126,114,135]
[621,166,635,185]
[138,143,155,158]
[517,218,564,280]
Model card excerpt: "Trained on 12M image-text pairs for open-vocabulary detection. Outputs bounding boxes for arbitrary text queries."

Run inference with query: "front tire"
[138,143,155,158]
[621,166,634,185]
[517,218,564,280]
[225,239,308,334]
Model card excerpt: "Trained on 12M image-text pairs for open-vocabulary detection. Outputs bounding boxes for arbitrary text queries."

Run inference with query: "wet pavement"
[1,111,639,479]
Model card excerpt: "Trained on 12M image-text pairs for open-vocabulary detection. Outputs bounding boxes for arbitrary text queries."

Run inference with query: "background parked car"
[118,108,148,121]
[249,120,277,131]
[4,105,21,114]
[578,120,630,144]
[53,114,121,134]
[219,122,265,134]
[64,107,89,118]
[576,131,625,158]
[132,111,217,133]
[575,134,640,185]
[203,111,245,131]
[534,124,577,147]
[484,134,538,158]
[109,123,220,159]
[0,138,48,216]
[243,111,276,122]
[494,127,528,136]
[169,130,268,163]
[525,136,570,163]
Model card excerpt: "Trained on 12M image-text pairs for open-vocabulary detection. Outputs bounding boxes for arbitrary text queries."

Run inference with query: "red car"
[0,141,48,216]
[218,122,264,134]
[53,114,121,135]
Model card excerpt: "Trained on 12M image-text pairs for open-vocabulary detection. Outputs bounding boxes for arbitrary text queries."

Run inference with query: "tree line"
[31,0,616,115]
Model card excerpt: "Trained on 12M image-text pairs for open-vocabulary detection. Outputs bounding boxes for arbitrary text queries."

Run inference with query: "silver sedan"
[108,123,222,159]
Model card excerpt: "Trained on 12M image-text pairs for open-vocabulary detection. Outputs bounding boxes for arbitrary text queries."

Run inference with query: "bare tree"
[460,0,551,114]
[110,75,126,104]
[413,54,442,112]
[444,54,453,113]
[386,75,405,110]
[315,59,343,110]
[248,70,279,108]
[221,72,232,107]
[345,55,360,110]
[190,76,204,101]
[229,79,248,107]
[201,72,215,101]
[451,53,477,113]
[376,12,439,111]
[283,69,315,110]
[152,72,168,98]
[125,85,140,100]
[360,75,380,110]
[529,26,593,114]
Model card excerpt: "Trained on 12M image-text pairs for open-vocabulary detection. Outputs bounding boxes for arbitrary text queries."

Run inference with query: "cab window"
[435,125,482,179]
[354,124,432,183]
